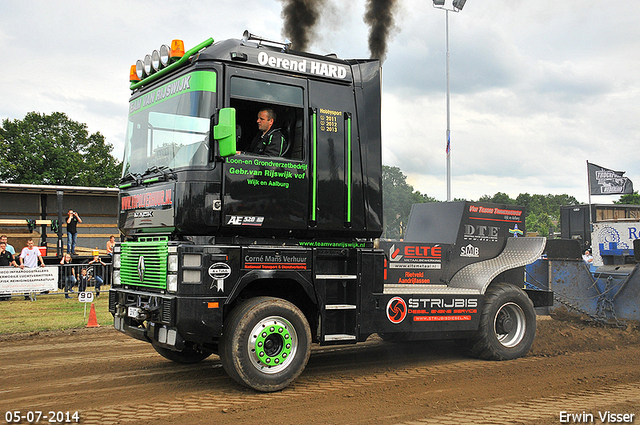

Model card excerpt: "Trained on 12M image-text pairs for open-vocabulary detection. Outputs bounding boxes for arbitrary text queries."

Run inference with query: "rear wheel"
[152,344,213,364]
[220,297,311,392]
[470,282,536,360]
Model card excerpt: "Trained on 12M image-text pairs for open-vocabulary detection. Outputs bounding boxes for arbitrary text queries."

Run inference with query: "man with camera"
[66,209,82,255]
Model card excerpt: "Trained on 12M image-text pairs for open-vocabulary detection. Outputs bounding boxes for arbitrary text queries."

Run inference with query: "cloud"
[0,0,638,204]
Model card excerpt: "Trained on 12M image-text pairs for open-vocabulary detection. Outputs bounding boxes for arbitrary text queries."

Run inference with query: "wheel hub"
[248,316,297,373]
[497,312,514,334]
[255,325,292,366]
[494,302,526,348]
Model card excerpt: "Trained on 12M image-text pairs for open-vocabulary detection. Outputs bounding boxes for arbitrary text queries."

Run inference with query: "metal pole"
[57,190,64,257]
[446,9,451,202]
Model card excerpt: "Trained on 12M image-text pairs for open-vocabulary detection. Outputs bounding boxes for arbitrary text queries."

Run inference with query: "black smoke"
[279,0,398,63]
[364,0,399,63]
[280,0,325,52]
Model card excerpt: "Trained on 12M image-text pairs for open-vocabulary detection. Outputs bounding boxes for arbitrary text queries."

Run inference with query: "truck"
[109,31,553,392]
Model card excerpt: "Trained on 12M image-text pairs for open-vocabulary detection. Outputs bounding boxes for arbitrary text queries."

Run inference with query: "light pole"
[432,0,467,202]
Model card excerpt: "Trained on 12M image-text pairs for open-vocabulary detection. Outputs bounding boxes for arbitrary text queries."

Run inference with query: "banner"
[0,267,59,294]
[588,162,634,195]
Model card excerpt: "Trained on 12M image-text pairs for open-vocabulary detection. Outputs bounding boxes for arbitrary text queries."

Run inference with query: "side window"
[230,77,305,160]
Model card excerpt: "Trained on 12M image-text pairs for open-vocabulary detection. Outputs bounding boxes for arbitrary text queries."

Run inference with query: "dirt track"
[1,313,639,425]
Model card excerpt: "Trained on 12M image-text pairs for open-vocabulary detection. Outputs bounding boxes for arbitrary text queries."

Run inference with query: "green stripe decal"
[311,112,318,222]
[346,115,352,223]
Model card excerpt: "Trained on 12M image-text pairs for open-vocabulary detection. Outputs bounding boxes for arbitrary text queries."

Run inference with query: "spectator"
[582,250,593,264]
[88,254,106,296]
[78,268,88,293]
[106,235,115,256]
[19,238,45,269]
[66,209,82,255]
[0,241,15,301]
[59,253,76,299]
[0,241,17,267]
[0,235,15,255]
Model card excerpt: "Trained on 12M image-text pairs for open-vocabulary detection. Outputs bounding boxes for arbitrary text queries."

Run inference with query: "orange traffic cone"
[86,303,100,328]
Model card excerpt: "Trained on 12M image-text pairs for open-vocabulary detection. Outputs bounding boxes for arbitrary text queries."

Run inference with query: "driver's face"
[257,111,272,133]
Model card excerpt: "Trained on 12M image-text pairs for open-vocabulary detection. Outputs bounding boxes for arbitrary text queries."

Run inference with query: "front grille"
[121,238,168,289]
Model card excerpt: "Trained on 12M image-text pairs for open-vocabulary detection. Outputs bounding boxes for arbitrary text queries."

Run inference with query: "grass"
[0,288,114,334]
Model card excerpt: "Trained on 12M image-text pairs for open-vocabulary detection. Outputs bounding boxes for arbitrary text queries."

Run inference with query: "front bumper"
[109,288,224,350]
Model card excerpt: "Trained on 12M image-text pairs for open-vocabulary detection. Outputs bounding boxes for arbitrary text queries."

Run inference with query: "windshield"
[122,70,217,178]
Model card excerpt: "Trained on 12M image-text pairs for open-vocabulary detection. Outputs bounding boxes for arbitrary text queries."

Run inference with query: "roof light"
[143,54,153,75]
[151,50,161,72]
[159,44,171,67]
[135,59,145,79]
[129,38,214,87]
[170,39,185,60]
[129,65,140,83]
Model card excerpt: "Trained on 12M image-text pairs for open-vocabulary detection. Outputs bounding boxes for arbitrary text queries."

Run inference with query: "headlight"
[143,54,153,75]
[113,254,121,269]
[159,44,171,67]
[136,59,145,79]
[167,274,178,292]
[112,270,121,287]
[151,50,161,72]
[168,254,178,272]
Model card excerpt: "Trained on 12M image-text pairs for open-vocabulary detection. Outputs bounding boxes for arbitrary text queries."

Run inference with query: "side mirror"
[213,107,236,157]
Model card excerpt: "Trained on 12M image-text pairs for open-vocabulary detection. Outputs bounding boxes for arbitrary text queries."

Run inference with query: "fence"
[0,257,113,299]
[58,259,113,290]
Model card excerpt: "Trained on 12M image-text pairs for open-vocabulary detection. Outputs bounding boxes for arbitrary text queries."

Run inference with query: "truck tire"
[220,297,311,392]
[152,344,213,364]
[470,282,536,361]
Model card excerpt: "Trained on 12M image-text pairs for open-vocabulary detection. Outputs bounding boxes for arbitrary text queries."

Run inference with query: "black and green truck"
[109,32,553,392]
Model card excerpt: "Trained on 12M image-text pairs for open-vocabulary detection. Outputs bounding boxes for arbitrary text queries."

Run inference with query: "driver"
[247,109,285,156]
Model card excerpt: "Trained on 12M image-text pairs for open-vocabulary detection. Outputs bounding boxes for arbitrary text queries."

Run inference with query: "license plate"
[128,306,141,318]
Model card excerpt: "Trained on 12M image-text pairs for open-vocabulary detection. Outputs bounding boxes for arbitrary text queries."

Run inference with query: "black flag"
[588,162,634,195]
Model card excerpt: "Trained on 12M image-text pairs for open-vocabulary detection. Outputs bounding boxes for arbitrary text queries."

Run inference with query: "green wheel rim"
[248,316,298,374]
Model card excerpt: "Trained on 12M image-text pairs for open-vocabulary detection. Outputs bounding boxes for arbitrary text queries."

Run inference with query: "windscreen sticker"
[121,189,172,211]
[129,70,217,116]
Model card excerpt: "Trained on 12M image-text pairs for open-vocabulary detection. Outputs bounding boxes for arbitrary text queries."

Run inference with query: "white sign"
[592,222,640,266]
[0,267,58,294]
[78,292,94,303]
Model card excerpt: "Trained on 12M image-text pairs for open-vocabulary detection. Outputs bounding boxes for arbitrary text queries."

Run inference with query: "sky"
[1,0,638,204]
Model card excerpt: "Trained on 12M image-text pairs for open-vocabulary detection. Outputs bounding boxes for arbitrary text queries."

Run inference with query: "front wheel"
[220,297,311,392]
[470,282,536,360]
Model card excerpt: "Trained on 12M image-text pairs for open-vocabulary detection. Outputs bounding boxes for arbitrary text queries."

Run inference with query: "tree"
[382,165,582,238]
[382,165,437,238]
[479,192,515,205]
[475,192,579,236]
[615,191,640,205]
[0,112,121,187]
